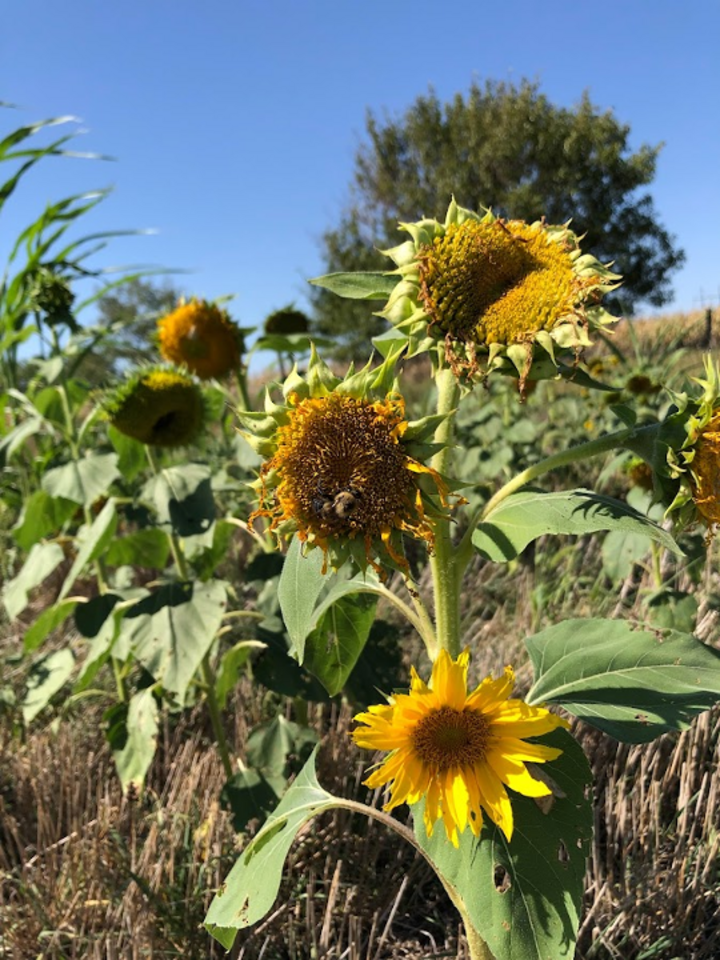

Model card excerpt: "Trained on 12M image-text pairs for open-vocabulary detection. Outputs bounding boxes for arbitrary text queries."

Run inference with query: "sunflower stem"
[481,425,639,518]
[235,365,252,412]
[430,368,462,658]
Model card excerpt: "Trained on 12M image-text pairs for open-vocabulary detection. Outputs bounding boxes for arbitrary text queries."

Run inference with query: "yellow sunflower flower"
[353,650,569,847]
[380,199,621,389]
[238,347,454,575]
[103,367,205,447]
[158,298,243,379]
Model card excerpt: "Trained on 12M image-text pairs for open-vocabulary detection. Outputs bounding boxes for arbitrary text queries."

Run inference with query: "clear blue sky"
[3,0,720,348]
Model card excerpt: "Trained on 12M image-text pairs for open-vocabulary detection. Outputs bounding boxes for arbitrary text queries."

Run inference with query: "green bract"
[378,199,621,388]
[658,358,720,528]
[236,345,453,575]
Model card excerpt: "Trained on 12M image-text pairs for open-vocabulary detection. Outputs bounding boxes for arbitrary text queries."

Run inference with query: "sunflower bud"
[102,368,206,448]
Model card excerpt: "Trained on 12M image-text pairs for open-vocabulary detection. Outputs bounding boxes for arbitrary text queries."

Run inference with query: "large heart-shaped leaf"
[413,730,592,960]
[122,579,227,698]
[473,489,681,562]
[42,453,120,505]
[525,619,720,741]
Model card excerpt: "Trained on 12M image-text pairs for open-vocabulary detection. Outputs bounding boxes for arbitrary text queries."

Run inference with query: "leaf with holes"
[525,619,720,742]
[413,729,592,960]
[205,746,338,947]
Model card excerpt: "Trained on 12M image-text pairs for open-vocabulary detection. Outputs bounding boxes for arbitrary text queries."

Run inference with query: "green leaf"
[122,580,227,698]
[22,648,75,723]
[413,730,592,960]
[342,620,405,708]
[221,769,285,834]
[75,607,122,691]
[57,499,118,601]
[107,687,159,793]
[104,529,170,569]
[42,453,120,506]
[278,538,384,663]
[526,619,720,742]
[600,527,652,580]
[13,490,76,550]
[473,489,681,563]
[215,640,266,710]
[143,464,215,537]
[205,747,337,947]
[108,425,147,481]
[24,599,78,651]
[645,590,698,633]
[0,417,47,465]
[371,328,410,358]
[3,542,65,620]
[303,593,378,695]
[308,271,397,300]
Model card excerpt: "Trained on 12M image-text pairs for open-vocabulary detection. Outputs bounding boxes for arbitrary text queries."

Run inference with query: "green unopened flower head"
[660,359,720,529]
[103,367,205,447]
[237,346,455,576]
[29,267,77,329]
[379,199,621,389]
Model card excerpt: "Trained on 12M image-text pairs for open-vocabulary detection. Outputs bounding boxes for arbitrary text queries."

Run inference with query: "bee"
[311,484,362,523]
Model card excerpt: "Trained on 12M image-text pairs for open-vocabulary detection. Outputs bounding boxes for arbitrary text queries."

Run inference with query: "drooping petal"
[493,737,564,764]
[476,762,514,841]
[488,700,569,738]
[486,751,553,798]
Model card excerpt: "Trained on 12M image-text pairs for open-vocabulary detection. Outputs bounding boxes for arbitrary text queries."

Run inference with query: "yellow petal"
[442,768,470,834]
[493,737,564,764]
[487,752,552,798]
[466,666,515,712]
[410,665,430,694]
[475,763,514,841]
[431,649,469,710]
[488,700,569,738]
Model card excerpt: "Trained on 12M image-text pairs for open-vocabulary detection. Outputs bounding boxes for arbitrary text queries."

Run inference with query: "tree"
[311,80,685,360]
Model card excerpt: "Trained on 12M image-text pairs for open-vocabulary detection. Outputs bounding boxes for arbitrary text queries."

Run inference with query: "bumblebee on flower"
[237,346,456,575]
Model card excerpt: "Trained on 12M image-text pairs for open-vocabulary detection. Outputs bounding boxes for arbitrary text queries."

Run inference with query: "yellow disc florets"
[103,368,205,447]
[418,219,584,346]
[158,299,242,379]
[379,199,621,388]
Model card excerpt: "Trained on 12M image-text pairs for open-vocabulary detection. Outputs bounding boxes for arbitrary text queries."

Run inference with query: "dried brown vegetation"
[2,540,719,960]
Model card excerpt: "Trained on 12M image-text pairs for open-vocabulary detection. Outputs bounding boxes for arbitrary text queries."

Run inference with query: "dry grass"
[3,546,719,960]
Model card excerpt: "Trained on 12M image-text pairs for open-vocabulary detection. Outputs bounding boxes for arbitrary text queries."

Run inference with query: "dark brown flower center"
[411,706,490,771]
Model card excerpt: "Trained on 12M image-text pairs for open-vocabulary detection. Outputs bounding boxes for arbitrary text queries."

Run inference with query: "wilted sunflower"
[103,367,205,447]
[158,299,243,379]
[379,199,621,388]
[238,347,453,574]
[353,649,568,846]
[661,358,720,529]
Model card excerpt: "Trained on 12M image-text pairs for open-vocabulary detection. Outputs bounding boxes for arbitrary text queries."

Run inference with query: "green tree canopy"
[311,80,684,360]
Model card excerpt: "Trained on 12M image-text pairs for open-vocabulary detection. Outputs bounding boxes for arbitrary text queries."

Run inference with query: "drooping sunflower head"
[264,305,310,336]
[102,367,206,447]
[353,649,569,846]
[238,347,454,575]
[157,298,243,379]
[380,199,621,390]
[660,358,720,529]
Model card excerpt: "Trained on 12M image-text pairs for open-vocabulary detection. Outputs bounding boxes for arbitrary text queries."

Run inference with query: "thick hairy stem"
[430,368,462,657]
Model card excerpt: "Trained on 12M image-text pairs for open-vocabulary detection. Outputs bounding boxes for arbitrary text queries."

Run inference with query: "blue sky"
[3,0,720,349]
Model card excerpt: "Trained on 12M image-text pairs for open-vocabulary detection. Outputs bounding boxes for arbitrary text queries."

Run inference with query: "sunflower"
[353,649,568,846]
[379,199,621,388]
[660,358,720,529]
[158,299,243,379]
[103,367,205,447]
[237,347,453,574]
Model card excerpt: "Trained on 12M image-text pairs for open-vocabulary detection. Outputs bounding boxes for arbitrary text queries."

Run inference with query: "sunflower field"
[2,111,720,960]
